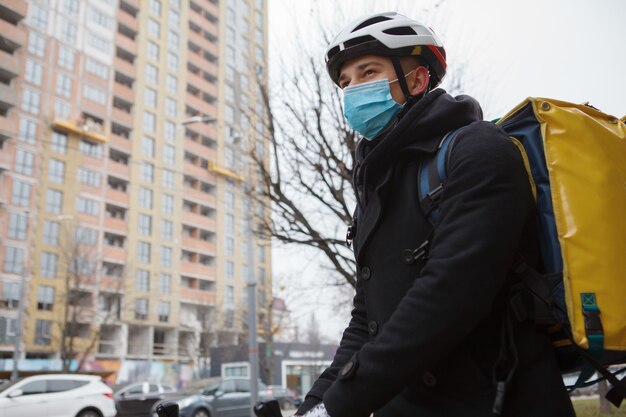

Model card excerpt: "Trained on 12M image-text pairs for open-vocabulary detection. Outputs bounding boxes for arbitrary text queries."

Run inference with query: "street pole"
[11,262,27,380]
[246,198,260,416]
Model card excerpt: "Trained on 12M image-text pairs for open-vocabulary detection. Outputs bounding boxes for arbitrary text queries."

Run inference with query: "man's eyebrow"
[339,61,385,81]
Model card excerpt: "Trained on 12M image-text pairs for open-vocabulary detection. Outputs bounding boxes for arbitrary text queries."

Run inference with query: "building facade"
[0,0,271,385]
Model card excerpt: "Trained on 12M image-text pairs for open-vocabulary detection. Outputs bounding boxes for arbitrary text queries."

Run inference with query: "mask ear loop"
[391,56,412,101]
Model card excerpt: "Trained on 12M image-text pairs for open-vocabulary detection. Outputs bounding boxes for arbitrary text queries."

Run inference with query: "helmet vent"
[383,27,417,36]
[352,16,391,32]
[344,35,376,48]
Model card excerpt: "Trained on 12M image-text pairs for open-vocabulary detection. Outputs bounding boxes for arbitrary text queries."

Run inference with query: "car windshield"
[0,379,22,394]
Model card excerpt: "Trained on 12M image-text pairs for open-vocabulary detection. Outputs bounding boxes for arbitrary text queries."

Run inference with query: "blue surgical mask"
[343,78,403,141]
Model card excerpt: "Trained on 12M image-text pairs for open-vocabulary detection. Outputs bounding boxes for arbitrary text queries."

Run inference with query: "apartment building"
[0,0,271,383]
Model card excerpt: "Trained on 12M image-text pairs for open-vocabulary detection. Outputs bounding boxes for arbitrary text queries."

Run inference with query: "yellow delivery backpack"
[419,98,626,406]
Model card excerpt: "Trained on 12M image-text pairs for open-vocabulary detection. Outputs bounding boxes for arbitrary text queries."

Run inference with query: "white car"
[0,374,117,417]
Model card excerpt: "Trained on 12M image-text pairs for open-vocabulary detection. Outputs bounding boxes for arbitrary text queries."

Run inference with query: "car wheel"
[76,409,102,417]
[193,408,210,417]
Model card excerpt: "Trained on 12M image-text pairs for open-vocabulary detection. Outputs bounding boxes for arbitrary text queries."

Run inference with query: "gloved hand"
[299,403,330,417]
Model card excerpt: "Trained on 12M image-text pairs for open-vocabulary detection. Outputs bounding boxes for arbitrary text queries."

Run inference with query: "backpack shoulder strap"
[418,127,465,225]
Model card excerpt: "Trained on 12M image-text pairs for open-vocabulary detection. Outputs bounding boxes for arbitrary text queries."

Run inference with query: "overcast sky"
[268,0,626,342]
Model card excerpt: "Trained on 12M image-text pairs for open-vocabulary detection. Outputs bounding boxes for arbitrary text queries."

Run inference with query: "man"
[295,12,575,417]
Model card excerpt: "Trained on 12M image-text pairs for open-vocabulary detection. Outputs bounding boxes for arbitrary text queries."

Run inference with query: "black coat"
[298,90,575,417]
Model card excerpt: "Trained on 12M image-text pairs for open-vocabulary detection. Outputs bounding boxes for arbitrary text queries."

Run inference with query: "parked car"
[0,374,116,417]
[266,385,298,410]
[115,381,176,417]
[151,378,272,417]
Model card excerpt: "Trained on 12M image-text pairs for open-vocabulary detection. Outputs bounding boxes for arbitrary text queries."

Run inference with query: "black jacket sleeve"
[322,123,535,417]
[296,274,370,415]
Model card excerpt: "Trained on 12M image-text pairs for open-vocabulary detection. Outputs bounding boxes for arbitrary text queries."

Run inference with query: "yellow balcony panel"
[52,119,108,143]
[207,161,243,182]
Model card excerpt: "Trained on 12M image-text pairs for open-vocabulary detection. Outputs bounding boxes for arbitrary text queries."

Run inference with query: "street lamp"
[180,115,217,126]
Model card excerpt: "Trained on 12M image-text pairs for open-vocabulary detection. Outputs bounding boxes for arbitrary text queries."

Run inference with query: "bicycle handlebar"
[254,399,284,417]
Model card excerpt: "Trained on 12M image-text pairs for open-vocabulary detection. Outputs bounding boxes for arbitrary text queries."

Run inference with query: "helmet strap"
[391,57,412,101]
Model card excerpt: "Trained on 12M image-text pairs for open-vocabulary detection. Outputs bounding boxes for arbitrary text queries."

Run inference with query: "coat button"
[422,371,437,387]
[361,266,371,280]
[368,320,378,336]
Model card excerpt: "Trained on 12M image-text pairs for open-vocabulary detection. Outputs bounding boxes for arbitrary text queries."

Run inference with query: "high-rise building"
[0,0,271,382]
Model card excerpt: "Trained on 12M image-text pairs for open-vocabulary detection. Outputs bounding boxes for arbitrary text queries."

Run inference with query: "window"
[45,189,62,213]
[43,220,60,245]
[0,318,17,344]
[168,10,180,28]
[165,98,177,117]
[37,286,55,311]
[63,0,79,15]
[30,4,48,30]
[86,58,108,79]
[87,32,111,54]
[58,45,75,70]
[165,75,177,94]
[162,169,174,189]
[12,180,31,206]
[28,32,45,57]
[60,21,77,44]
[167,52,179,70]
[224,191,235,211]
[162,194,174,215]
[147,41,159,61]
[225,261,234,280]
[225,105,234,124]
[139,187,153,210]
[34,320,52,345]
[1,280,20,308]
[54,99,71,119]
[160,274,171,294]
[51,131,68,153]
[4,247,24,274]
[150,0,161,15]
[135,299,148,320]
[76,196,99,216]
[142,136,155,157]
[25,59,43,85]
[15,149,34,175]
[22,88,41,114]
[77,167,101,187]
[136,269,150,292]
[225,237,234,256]
[19,118,37,144]
[138,213,152,235]
[137,241,151,263]
[143,112,156,133]
[144,88,157,108]
[163,145,175,165]
[225,214,235,234]
[79,140,102,158]
[8,213,28,240]
[158,301,170,322]
[161,246,172,267]
[161,220,173,241]
[140,162,154,183]
[75,226,98,245]
[168,31,179,50]
[48,159,65,183]
[225,285,234,307]
[40,252,58,278]
[83,84,107,105]
[146,64,158,85]
[148,19,160,38]
[164,121,176,142]
[56,74,72,98]
[88,6,111,29]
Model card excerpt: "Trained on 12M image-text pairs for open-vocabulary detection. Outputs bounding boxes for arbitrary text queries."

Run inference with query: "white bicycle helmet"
[326,12,446,95]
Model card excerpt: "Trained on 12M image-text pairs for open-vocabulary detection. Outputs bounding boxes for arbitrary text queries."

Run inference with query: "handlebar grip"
[156,401,180,417]
[254,399,283,417]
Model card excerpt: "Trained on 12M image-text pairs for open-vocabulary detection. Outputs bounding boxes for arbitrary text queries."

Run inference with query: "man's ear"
[408,66,430,96]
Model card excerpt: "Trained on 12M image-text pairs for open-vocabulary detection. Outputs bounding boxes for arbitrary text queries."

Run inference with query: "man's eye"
[364,69,375,76]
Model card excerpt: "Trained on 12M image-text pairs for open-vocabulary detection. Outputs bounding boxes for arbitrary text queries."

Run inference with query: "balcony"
[100,276,125,292]
[185,93,209,116]
[115,57,135,82]
[182,187,216,207]
[0,114,16,141]
[113,79,134,103]
[180,287,216,305]
[108,159,130,179]
[187,71,217,99]
[0,50,19,81]
[109,132,131,152]
[0,20,26,52]
[182,236,216,253]
[180,261,214,278]
[183,160,209,180]
[111,106,133,130]
[0,1,28,24]
[116,33,137,58]
[182,211,216,231]
[117,10,137,35]
[105,187,129,206]
[103,244,126,261]
[104,215,127,232]
[97,325,124,356]
[0,83,17,112]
